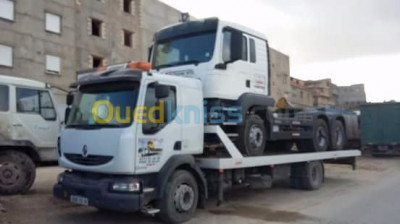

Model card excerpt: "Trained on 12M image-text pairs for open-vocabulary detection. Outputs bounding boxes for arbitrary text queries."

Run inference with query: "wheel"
[0,151,36,195]
[290,161,324,190]
[297,119,329,152]
[237,114,266,156]
[157,170,198,224]
[330,120,347,150]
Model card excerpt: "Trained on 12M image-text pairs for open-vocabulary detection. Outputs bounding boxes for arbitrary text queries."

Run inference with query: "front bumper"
[53,172,148,212]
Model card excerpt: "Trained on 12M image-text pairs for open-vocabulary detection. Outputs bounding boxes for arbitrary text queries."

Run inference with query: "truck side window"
[222,31,232,62]
[250,38,256,63]
[39,91,57,121]
[0,85,9,112]
[17,88,40,114]
[16,88,56,121]
[242,36,248,61]
[143,83,177,135]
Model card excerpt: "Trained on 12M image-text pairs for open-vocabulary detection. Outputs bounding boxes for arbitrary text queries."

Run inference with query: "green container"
[361,103,400,146]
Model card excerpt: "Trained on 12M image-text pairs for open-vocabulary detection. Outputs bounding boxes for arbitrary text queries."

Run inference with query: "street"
[1,155,400,224]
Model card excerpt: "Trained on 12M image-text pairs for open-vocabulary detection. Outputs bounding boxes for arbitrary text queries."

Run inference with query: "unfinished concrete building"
[0,0,182,103]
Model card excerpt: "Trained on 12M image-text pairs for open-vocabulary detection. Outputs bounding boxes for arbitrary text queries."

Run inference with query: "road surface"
[1,155,400,224]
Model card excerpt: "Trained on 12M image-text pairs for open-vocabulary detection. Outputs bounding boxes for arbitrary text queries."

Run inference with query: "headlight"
[111,182,141,193]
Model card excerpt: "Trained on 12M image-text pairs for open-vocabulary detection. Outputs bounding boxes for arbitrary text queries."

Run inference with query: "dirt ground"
[2,154,400,224]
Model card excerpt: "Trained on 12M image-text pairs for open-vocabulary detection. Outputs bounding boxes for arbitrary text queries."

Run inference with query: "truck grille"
[64,153,113,166]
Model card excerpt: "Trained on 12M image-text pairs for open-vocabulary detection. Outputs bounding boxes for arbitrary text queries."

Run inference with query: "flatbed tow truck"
[54,18,361,224]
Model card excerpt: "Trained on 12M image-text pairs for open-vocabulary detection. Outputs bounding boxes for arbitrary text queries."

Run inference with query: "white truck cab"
[151,18,270,100]
[58,67,204,175]
[0,75,61,195]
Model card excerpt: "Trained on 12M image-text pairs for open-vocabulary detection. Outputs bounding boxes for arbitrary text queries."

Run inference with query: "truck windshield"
[153,32,216,69]
[66,82,139,129]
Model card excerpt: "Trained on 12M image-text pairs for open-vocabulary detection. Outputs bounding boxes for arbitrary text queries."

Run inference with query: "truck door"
[13,87,59,159]
[0,84,11,141]
[135,82,182,174]
[219,30,252,97]
[248,37,268,95]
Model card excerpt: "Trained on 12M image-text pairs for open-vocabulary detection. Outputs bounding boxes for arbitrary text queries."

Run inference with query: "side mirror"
[148,45,153,63]
[155,84,170,99]
[65,107,71,124]
[230,30,243,62]
[66,92,74,106]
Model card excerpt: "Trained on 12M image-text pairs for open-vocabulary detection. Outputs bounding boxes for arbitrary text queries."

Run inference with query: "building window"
[0,85,9,112]
[45,13,61,34]
[0,0,14,21]
[123,0,133,14]
[91,18,103,37]
[91,55,104,68]
[0,44,12,67]
[249,38,256,63]
[123,30,133,47]
[46,55,61,74]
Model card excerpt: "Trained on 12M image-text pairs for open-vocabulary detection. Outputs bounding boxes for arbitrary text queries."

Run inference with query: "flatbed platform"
[197,126,361,170]
[196,150,361,169]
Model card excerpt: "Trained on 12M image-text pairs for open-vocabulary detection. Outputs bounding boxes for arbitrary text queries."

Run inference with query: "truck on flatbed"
[361,103,400,156]
[54,18,361,223]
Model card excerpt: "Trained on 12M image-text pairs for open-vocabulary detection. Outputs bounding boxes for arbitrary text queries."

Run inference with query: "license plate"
[70,195,89,206]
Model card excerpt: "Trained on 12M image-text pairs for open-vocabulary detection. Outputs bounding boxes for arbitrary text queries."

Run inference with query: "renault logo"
[82,145,89,158]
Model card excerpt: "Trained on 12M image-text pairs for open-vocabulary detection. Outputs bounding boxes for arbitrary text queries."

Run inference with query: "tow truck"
[54,18,361,223]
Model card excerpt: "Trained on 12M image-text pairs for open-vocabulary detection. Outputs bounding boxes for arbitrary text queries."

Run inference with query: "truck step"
[141,207,160,215]
[223,122,238,126]
[143,188,155,193]
[226,133,239,137]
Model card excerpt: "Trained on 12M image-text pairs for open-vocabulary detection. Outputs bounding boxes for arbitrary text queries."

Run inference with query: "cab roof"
[155,17,267,42]
[70,69,142,88]
[0,74,46,89]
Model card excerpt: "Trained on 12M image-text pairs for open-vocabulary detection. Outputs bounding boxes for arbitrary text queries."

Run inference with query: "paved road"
[1,155,400,224]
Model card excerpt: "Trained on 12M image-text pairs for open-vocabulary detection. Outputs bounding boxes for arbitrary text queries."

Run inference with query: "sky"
[160,0,400,102]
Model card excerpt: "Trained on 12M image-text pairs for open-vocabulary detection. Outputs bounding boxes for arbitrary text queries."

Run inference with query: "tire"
[290,161,324,190]
[330,120,347,150]
[297,119,329,152]
[237,114,267,156]
[0,150,36,195]
[157,170,199,224]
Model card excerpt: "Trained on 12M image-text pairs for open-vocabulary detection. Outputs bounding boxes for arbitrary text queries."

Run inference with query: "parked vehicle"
[361,103,400,156]
[0,75,62,195]
[54,18,361,223]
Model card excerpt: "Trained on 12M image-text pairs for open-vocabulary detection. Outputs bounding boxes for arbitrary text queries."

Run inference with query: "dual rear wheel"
[297,119,347,152]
